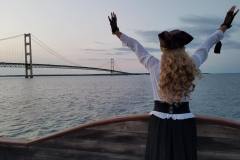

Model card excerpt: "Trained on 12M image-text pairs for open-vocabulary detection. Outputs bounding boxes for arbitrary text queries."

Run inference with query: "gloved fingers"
[233,9,239,17]
[108,16,112,23]
[111,12,117,22]
[108,12,117,23]
[114,13,117,21]
[229,5,236,12]
[228,6,239,16]
[111,12,115,19]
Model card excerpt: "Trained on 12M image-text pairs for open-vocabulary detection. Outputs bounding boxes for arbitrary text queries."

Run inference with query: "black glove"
[108,12,119,34]
[221,6,239,28]
[214,41,222,54]
[214,6,239,53]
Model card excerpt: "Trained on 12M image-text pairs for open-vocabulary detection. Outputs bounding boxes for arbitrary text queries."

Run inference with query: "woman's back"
[120,30,224,102]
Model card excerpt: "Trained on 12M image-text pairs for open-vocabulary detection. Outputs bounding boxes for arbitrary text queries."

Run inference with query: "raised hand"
[221,6,239,29]
[108,12,119,34]
[214,6,239,53]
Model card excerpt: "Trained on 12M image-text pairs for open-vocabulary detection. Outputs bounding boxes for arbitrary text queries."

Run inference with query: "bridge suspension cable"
[31,34,79,66]
[0,33,141,76]
[0,34,24,42]
[0,34,24,64]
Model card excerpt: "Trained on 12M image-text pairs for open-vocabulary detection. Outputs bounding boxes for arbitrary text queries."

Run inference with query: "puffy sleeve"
[191,30,224,68]
[120,33,159,71]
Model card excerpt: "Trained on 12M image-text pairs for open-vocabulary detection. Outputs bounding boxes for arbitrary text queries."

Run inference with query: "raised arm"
[191,29,224,68]
[108,12,159,70]
[117,31,159,70]
[191,6,239,68]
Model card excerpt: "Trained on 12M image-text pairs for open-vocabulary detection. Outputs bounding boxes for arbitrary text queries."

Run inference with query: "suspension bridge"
[0,33,147,78]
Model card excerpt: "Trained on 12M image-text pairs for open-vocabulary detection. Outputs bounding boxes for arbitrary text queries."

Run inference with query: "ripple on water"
[0,74,239,139]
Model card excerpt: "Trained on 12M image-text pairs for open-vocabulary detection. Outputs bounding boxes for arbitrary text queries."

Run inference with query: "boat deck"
[0,114,240,160]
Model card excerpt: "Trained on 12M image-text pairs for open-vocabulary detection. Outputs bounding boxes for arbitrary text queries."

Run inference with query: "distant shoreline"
[0,73,149,77]
[0,73,239,78]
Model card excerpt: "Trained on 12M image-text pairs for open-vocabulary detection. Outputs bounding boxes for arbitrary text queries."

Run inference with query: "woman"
[108,6,238,160]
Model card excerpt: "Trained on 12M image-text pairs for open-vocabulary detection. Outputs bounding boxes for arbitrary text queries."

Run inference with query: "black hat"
[158,30,193,49]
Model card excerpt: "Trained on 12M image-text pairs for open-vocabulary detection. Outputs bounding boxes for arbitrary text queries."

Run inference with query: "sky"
[0,0,240,73]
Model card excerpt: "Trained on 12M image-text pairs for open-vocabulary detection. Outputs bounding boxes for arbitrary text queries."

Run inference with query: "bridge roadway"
[0,62,148,76]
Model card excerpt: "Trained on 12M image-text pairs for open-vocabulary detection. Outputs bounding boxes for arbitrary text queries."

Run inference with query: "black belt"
[154,101,190,114]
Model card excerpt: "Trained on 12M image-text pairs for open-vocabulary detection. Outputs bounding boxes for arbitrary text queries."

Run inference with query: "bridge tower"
[24,33,33,78]
[110,58,114,74]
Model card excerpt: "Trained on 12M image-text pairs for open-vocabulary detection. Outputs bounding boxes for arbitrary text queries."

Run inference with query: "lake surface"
[0,74,240,139]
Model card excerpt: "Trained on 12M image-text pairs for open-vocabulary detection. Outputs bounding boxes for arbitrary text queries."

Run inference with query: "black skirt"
[145,101,197,160]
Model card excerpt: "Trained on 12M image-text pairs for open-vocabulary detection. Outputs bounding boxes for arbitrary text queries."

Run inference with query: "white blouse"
[119,30,224,119]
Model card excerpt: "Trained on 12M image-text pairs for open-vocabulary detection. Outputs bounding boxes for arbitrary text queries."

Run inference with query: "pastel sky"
[0,0,240,73]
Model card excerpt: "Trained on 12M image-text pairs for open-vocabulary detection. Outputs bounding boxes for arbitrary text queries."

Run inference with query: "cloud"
[104,52,129,56]
[114,47,160,53]
[81,48,133,56]
[94,41,107,45]
[113,48,131,51]
[146,47,160,53]
[135,15,240,51]
[135,30,160,43]
[83,48,106,52]
[180,15,222,26]
[180,15,240,28]
[179,15,239,38]
[223,40,240,50]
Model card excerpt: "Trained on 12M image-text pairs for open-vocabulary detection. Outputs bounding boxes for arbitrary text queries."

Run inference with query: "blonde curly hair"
[159,48,201,104]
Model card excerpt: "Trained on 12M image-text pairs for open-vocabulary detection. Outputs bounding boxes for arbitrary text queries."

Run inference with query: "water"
[0,74,240,139]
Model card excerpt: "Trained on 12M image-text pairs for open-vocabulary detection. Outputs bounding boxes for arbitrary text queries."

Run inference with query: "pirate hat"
[158,30,193,50]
